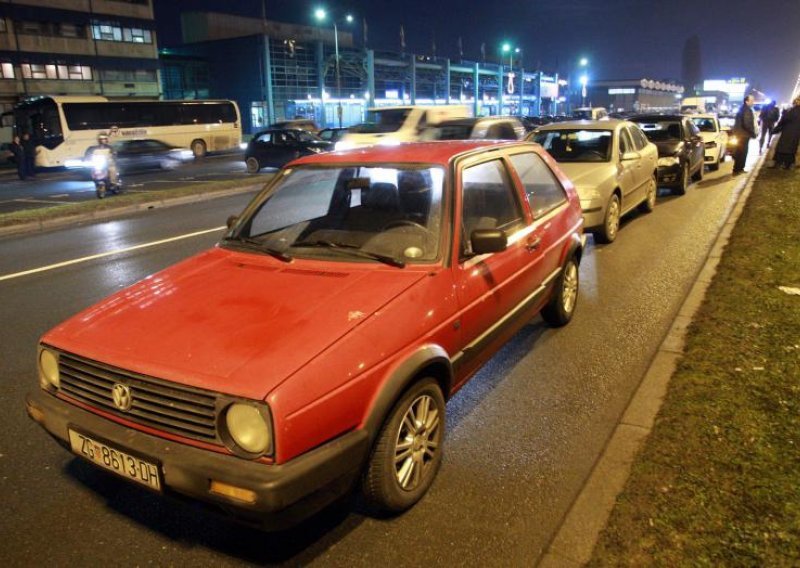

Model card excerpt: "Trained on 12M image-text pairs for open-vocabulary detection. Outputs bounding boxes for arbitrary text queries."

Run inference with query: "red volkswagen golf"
[27,141,584,528]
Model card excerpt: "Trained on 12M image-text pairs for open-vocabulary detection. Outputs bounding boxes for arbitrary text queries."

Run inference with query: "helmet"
[98,132,109,143]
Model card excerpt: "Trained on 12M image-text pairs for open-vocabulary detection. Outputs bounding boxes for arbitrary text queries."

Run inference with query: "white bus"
[7,95,241,168]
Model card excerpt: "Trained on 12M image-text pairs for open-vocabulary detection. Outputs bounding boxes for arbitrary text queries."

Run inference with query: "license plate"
[68,429,161,491]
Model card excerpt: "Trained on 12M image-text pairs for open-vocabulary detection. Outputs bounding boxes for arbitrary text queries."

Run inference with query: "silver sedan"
[528,119,659,243]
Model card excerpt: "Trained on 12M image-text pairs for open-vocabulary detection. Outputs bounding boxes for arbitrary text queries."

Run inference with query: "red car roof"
[290,140,530,167]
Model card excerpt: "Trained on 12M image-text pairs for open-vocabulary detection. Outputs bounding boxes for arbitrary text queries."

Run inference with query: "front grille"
[58,352,218,443]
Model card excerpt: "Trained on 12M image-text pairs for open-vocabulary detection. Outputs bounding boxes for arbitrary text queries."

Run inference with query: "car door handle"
[526,236,542,251]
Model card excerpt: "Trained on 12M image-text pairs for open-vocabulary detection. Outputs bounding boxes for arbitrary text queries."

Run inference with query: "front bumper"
[26,389,369,529]
[580,200,605,230]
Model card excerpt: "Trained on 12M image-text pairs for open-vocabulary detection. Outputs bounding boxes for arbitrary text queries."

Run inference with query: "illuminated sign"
[609,88,635,95]
[539,75,558,99]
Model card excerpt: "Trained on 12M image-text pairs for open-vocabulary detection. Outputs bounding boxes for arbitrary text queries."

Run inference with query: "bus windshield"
[14,98,64,149]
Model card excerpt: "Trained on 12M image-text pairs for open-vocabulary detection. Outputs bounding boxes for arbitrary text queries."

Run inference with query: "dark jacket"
[10,141,24,164]
[773,106,800,156]
[760,105,779,127]
[734,105,756,139]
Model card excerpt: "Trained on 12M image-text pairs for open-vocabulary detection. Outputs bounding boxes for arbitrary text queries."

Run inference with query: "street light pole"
[333,20,341,127]
[315,8,352,128]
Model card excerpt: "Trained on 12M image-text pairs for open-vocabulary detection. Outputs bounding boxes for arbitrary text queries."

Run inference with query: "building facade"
[0,0,161,115]
[163,12,565,134]
[583,78,685,113]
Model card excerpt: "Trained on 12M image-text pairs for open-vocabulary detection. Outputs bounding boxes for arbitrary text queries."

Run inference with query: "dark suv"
[629,114,705,195]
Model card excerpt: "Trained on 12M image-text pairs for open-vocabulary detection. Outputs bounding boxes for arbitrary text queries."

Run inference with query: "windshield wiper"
[223,235,293,263]
[291,239,405,268]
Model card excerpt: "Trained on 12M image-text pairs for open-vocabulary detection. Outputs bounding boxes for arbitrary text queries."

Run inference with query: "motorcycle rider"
[84,131,120,190]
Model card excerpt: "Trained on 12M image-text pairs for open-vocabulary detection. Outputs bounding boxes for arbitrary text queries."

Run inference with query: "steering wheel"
[382,220,432,235]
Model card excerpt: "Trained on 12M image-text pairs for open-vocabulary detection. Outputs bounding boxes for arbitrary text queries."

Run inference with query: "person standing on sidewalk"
[758,101,780,154]
[10,135,26,180]
[732,95,756,175]
[21,132,36,179]
[772,96,800,169]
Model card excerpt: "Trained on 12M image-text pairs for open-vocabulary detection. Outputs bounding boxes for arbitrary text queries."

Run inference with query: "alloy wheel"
[393,394,441,491]
[561,260,579,315]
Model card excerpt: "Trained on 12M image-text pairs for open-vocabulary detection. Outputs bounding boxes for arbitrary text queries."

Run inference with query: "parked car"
[687,114,728,171]
[245,128,332,173]
[422,117,525,141]
[112,139,194,173]
[269,119,319,133]
[629,114,705,195]
[572,107,609,120]
[317,127,349,143]
[529,119,658,243]
[27,140,585,529]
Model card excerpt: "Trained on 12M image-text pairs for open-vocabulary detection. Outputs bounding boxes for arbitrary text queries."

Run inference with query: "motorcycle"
[90,152,121,199]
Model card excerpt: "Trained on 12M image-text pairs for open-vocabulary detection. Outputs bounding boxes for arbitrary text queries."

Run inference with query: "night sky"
[154,0,800,101]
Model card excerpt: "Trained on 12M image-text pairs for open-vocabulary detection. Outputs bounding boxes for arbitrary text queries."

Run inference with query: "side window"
[619,128,633,155]
[461,160,524,254]
[256,132,272,143]
[508,152,568,219]
[630,125,649,149]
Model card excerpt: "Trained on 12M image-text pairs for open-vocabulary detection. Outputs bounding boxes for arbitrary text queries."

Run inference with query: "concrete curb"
[0,182,264,238]
[538,156,766,567]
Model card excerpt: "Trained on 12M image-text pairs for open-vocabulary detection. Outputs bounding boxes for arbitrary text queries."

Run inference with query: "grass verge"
[0,177,266,229]
[590,168,800,565]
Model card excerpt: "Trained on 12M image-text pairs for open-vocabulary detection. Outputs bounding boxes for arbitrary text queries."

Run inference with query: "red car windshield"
[229,165,446,264]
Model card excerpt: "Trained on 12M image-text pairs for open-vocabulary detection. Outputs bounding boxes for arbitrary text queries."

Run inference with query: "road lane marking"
[0,226,225,282]
[15,198,73,204]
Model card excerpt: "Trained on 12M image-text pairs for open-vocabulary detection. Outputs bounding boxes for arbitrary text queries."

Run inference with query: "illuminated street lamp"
[578,57,589,107]
[501,43,522,112]
[314,8,353,127]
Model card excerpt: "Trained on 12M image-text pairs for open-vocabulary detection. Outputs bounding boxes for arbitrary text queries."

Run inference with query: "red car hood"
[43,247,428,400]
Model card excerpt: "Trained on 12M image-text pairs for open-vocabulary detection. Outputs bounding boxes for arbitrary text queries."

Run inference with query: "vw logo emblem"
[111,384,133,412]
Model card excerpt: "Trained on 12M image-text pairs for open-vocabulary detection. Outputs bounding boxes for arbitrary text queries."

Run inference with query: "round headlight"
[39,349,60,389]
[225,404,271,455]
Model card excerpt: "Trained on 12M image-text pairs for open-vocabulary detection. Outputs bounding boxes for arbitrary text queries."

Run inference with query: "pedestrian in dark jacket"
[10,135,26,180]
[21,132,36,178]
[732,95,756,174]
[759,101,780,153]
[773,96,800,169]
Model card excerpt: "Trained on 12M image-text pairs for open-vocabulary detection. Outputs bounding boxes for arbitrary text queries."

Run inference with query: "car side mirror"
[226,215,238,229]
[621,151,639,161]
[471,229,507,254]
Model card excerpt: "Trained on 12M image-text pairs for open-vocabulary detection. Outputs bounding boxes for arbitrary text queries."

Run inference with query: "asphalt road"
[0,159,745,566]
[0,151,275,215]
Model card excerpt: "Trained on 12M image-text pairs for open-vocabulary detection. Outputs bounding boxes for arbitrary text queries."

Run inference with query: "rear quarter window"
[508,152,567,219]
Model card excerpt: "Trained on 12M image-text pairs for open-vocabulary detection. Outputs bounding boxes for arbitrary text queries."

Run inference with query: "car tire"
[191,139,207,159]
[95,182,106,199]
[245,157,261,174]
[541,255,580,327]
[692,161,704,181]
[638,174,657,213]
[362,378,445,515]
[595,193,620,244]
[674,164,688,196]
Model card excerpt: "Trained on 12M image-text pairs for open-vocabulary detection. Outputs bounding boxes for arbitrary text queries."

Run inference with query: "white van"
[336,105,471,149]
[572,107,608,120]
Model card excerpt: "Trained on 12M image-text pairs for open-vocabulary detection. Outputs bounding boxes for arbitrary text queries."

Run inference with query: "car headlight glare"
[39,348,60,389]
[224,403,271,455]
[658,157,680,167]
